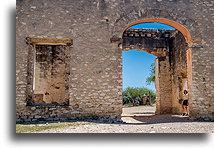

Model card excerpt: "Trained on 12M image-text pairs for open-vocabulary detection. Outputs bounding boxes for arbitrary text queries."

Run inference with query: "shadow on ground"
[120,106,201,125]
[121,114,195,125]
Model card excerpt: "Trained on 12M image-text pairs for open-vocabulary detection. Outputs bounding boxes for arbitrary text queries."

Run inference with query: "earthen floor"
[36,106,214,133]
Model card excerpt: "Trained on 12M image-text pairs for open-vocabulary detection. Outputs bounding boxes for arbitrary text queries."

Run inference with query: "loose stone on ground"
[36,106,214,133]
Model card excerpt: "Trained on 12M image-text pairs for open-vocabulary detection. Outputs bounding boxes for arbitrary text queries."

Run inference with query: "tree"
[146,63,155,85]
[122,87,156,105]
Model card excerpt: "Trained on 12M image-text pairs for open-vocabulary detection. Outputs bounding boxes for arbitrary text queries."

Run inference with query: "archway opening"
[121,20,192,123]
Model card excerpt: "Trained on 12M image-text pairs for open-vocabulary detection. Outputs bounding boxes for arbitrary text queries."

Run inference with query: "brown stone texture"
[33,45,69,104]
[16,0,214,122]
[170,32,188,115]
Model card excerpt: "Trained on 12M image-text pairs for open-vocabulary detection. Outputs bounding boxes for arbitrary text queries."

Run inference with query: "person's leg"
[182,105,186,115]
[186,106,189,115]
[184,106,189,115]
[184,106,187,114]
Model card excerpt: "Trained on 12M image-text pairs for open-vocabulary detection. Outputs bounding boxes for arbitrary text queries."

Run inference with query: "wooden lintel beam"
[26,37,73,46]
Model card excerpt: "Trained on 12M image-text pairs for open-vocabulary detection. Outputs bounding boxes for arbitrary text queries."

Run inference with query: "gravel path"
[37,106,214,133]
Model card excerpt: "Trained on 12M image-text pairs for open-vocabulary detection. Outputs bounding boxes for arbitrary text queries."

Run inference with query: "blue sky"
[122,23,175,91]
[129,22,175,29]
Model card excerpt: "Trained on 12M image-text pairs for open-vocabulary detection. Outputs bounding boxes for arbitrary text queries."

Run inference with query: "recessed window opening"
[33,45,68,106]
[26,37,72,107]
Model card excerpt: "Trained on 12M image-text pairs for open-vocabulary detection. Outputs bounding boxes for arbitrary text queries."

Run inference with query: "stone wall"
[16,0,214,122]
[156,55,173,114]
[169,32,188,114]
[16,0,123,123]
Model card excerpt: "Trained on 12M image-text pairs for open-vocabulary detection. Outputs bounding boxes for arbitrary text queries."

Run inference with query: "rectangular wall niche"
[26,37,72,106]
[34,45,67,105]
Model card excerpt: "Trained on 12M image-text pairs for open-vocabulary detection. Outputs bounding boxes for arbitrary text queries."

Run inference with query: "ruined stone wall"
[156,56,172,114]
[169,32,188,114]
[155,58,160,114]
[108,0,214,121]
[189,2,214,121]
[16,0,122,122]
[16,0,214,122]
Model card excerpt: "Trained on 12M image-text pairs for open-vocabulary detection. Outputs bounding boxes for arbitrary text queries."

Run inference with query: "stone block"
[34,115,41,119]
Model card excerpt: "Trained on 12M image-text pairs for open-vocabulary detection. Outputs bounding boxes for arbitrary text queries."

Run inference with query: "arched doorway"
[121,18,193,117]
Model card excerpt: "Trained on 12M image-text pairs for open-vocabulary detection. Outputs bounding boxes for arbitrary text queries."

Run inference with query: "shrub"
[122,87,156,106]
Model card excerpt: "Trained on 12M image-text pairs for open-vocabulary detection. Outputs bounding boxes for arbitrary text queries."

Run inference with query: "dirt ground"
[36,106,214,133]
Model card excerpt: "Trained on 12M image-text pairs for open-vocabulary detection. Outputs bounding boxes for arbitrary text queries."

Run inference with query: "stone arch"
[123,18,192,46]
[111,6,199,45]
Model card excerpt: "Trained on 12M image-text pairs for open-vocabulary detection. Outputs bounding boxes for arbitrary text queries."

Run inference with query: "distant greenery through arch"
[122,87,156,106]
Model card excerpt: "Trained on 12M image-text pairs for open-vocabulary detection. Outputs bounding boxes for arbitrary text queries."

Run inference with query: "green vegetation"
[16,121,95,133]
[146,63,155,85]
[122,87,156,106]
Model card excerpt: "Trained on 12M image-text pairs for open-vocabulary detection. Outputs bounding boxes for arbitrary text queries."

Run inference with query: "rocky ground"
[36,106,214,133]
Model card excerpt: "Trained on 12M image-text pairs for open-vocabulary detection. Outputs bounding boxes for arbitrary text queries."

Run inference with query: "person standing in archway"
[182,90,189,116]
[142,94,147,105]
